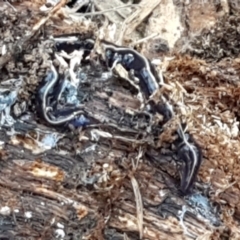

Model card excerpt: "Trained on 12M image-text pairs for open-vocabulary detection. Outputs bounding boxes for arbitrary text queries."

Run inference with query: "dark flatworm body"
[36,64,88,126]
[176,124,202,194]
[100,40,174,122]
[100,40,159,98]
[35,36,202,194]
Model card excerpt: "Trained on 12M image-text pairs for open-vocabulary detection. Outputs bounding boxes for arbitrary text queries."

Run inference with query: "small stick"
[130,33,159,47]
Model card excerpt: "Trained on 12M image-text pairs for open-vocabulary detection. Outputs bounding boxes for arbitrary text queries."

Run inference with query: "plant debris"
[0,0,240,239]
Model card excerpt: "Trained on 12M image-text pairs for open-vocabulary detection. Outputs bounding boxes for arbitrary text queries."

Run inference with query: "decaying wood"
[1,0,240,239]
[94,0,133,20]
[122,0,162,37]
[93,0,141,41]
[0,0,68,71]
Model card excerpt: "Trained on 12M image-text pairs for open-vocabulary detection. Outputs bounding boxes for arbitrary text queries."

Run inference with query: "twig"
[130,176,143,239]
[5,0,17,12]
[130,33,159,46]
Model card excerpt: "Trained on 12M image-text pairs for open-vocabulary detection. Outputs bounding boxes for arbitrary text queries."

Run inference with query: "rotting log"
[0,0,240,240]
